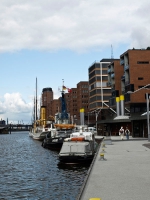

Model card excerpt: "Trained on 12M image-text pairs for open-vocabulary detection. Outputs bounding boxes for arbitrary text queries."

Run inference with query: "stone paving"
[78,136,150,200]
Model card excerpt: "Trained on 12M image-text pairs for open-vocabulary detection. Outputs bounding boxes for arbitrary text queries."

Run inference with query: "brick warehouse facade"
[98,48,150,137]
[122,48,150,137]
[76,82,89,125]
[64,82,89,125]
[41,82,90,125]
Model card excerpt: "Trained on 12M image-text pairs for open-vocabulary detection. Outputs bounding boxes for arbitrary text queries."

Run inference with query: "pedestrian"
[125,127,130,140]
[119,126,124,140]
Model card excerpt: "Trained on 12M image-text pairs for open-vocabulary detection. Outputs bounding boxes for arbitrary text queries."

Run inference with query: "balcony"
[107,82,111,87]
[109,97,116,106]
[111,68,114,73]
[120,59,124,65]
[107,68,111,73]
[121,75,125,80]
[124,64,129,70]
[125,81,130,86]
[111,73,115,79]
[111,85,115,92]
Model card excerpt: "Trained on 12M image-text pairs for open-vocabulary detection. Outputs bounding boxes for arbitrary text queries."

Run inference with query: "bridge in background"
[0,124,32,132]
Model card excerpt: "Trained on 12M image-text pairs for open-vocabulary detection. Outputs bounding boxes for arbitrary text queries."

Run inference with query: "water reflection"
[0,132,89,200]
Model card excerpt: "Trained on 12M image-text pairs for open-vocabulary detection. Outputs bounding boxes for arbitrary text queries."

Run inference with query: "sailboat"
[29,78,51,141]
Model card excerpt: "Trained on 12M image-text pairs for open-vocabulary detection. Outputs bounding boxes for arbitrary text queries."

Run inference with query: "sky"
[0,0,150,124]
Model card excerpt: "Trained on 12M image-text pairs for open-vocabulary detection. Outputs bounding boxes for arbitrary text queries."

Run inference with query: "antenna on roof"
[111,45,114,59]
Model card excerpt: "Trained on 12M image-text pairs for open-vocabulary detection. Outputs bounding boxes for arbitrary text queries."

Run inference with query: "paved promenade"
[78,136,150,200]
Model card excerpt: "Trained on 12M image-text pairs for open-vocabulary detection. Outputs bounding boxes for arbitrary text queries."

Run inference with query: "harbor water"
[0,132,90,200]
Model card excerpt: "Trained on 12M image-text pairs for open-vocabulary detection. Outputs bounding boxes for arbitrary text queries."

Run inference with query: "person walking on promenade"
[125,127,130,140]
[119,126,124,140]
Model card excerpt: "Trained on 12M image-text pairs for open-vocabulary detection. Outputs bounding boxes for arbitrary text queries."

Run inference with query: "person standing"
[125,127,130,140]
[119,126,124,140]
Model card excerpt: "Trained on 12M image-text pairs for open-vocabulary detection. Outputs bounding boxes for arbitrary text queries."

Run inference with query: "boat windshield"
[60,142,91,154]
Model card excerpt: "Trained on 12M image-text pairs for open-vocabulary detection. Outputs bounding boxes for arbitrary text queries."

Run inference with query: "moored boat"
[42,124,75,150]
[29,78,53,141]
[30,126,51,141]
[58,127,98,164]
[0,126,9,134]
[42,80,75,149]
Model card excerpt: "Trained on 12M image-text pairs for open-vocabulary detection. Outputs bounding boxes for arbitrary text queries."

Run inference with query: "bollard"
[89,198,101,200]
[100,153,104,160]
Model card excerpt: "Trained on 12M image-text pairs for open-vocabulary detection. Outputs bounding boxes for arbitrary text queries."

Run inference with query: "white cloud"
[54,89,61,99]
[0,0,150,53]
[0,93,32,123]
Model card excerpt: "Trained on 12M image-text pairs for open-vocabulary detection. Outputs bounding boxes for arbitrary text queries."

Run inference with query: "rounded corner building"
[41,87,53,120]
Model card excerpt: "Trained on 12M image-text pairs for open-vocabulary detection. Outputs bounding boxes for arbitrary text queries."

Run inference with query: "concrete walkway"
[78,136,150,200]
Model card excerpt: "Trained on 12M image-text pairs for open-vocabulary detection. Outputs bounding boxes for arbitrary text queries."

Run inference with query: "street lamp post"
[95,109,101,136]
[127,84,150,141]
[146,93,150,141]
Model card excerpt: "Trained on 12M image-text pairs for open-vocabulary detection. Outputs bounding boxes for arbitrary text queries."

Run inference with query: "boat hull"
[31,131,50,141]
[59,155,94,164]
[0,129,9,134]
[42,136,67,150]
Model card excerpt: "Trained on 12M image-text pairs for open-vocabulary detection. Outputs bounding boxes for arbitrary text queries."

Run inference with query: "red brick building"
[46,81,89,125]
[41,88,53,120]
[100,48,150,137]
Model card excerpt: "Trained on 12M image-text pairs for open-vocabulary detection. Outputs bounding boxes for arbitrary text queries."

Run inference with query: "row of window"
[90,89,111,96]
[89,75,108,85]
[89,63,100,73]
[82,101,88,103]
[82,90,89,93]
[82,95,88,98]
[89,102,103,109]
[89,95,111,103]
[81,85,88,88]
[89,70,108,79]
[137,61,149,64]
[89,63,109,74]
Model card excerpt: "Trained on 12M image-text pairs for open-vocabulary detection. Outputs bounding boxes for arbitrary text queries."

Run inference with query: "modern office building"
[88,59,116,134]
[88,59,114,111]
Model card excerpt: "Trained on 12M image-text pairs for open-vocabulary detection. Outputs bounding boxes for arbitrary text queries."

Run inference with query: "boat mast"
[36,77,38,120]
[34,96,35,122]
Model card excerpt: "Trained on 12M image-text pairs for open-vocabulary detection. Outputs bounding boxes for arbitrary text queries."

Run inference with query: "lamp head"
[127,91,133,94]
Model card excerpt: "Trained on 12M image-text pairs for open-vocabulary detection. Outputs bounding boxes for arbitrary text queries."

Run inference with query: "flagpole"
[62,79,64,91]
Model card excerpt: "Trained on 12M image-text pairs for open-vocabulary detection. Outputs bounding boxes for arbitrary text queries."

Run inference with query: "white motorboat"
[59,127,98,164]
